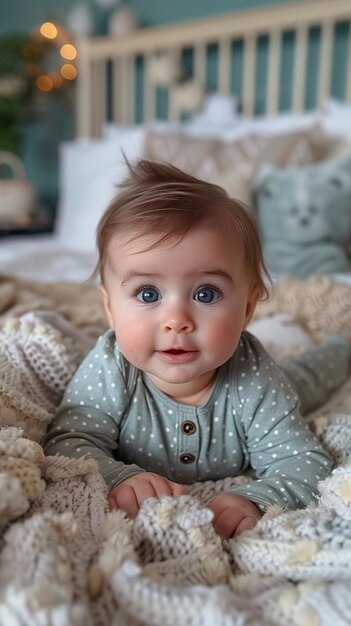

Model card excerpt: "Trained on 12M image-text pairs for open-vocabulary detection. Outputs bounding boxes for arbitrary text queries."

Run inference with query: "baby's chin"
[144,368,218,397]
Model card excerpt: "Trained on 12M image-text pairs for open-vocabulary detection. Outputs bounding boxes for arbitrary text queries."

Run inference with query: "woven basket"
[0,151,36,222]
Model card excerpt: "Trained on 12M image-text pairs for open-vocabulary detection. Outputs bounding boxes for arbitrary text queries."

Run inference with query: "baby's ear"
[252,164,276,196]
[244,285,260,328]
[99,283,114,328]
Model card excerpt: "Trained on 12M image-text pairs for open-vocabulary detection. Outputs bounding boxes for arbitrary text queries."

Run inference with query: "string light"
[36,75,54,92]
[34,21,77,92]
[40,22,58,39]
[60,44,77,60]
[60,63,77,80]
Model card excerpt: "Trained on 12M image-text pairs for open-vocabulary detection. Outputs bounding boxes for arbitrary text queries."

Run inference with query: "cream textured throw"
[0,274,351,626]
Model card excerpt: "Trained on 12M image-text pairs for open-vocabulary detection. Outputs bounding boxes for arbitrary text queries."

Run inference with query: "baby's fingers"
[108,495,118,511]
[114,484,140,518]
[211,506,240,539]
[143,475,187,499]
[169,482,188,497]
[132,479,159,509]
[235,516,258,535]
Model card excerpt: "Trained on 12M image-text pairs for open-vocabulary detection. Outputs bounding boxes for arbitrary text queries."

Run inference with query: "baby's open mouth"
[164,349,188,355]
[157,348,199,363]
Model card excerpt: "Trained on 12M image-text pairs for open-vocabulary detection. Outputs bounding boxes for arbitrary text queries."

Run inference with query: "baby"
[45,160,350,538]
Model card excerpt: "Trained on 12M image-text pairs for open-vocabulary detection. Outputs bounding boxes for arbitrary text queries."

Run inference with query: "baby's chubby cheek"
[206,324,241,356]
[114,324,150,365]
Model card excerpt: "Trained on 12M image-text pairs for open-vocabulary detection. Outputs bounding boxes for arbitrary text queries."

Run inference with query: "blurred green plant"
[0,33,47,155]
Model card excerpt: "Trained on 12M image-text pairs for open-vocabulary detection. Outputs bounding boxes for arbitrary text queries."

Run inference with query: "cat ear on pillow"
[329,171,351,192]
[327,153,351,192]
[252,164,277,197]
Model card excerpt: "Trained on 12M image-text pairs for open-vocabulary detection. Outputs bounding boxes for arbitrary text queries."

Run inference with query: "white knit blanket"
[1,296,351,625]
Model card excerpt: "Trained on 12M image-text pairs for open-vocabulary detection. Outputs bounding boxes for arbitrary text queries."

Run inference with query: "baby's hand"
[207,493,262,538]
[108,472,188,518]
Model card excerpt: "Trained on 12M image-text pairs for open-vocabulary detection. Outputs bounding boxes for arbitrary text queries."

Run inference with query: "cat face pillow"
[253,154,351,277]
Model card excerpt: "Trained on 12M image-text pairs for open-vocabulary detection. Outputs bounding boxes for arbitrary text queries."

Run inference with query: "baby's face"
[100,224,258,401]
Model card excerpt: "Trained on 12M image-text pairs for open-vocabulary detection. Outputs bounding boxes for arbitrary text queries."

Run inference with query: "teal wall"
[0,0,294,36]
[127,0,294,27]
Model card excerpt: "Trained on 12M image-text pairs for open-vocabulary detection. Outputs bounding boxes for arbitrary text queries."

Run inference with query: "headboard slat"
[92,60,107,136]
[194,43,207,88]
[218,38,231,94]
[168,48,182,122]
[144,54,156,121]
[112,60,122,124]
[345,25,351,101]
[267,31,281,115]
[128,56,137,124]
[76,38,93,137]
[242,35,256,117]
[317,21,334,109]
[293,25,308,112]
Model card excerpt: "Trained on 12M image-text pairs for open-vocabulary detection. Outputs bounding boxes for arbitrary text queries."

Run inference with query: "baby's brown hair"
[95,159,270,299]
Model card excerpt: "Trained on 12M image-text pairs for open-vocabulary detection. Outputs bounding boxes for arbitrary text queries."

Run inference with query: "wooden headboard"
[76,0,351,137]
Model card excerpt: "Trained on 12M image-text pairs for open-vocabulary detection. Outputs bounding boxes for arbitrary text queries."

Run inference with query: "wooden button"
[179,453,195,464]
[181,420,196,435]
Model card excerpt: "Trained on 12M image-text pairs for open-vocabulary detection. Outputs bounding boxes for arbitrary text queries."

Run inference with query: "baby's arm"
[279,334,351,416]
[227,338,333,514]
[108,473,188,517]
[44,332,144,490]
[44,401,144,490]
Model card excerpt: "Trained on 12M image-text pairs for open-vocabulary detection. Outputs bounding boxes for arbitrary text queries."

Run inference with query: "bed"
[1,0,351,624]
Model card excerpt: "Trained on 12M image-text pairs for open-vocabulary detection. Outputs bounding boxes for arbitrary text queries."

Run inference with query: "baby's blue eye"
[137,287,160,303]
[194,287,220,303]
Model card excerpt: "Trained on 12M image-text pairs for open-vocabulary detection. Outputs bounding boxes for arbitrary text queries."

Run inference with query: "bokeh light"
[60,64,77,80]
[40,22,58,39]
[60,44,77,60]
[36,75,54,92]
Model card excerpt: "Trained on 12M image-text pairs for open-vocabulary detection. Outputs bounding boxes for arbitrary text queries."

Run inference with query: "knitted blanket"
[1,273,351,626]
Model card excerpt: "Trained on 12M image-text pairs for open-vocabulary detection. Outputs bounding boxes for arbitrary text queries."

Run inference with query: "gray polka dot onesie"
[44,331,350,512]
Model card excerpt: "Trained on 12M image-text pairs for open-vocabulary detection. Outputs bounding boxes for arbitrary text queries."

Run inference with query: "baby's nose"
[163,315,194,334]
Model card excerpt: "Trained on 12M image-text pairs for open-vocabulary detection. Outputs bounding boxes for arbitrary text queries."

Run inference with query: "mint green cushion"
[253,154,351,277]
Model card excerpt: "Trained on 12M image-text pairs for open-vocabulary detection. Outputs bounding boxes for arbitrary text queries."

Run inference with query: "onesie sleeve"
[227,333,333,512]
[44,330,145,491]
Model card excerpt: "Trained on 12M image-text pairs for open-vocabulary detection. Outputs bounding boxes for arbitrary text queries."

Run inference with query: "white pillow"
[181,93,240,138]
[56,129,145,252]
[104,120,185,139]
[103,108,323,145]
[102,123,144,141]
[184,110,323,143]
[226,110,323,140]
